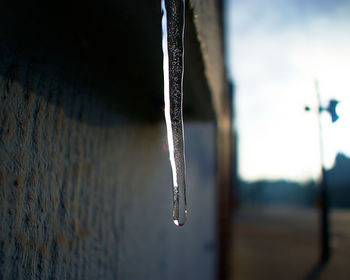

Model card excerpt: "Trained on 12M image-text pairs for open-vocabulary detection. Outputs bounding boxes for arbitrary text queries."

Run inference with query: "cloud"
[227,0,350,181]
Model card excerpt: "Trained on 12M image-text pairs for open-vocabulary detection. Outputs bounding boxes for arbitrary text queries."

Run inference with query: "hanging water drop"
[161,0,187,226]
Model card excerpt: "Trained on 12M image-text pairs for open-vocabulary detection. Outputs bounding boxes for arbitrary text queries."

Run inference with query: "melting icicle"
[161,0,187,226]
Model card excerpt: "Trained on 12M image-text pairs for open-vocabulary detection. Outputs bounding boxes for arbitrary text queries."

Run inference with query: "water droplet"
[161,0,187,226]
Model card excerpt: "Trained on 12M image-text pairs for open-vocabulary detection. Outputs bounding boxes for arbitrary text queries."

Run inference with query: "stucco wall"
[0,64,217,279]
[0,0,228,278]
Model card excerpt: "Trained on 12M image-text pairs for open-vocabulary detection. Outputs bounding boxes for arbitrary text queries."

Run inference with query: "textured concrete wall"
[0,63,217,279]
[0,0,228,279]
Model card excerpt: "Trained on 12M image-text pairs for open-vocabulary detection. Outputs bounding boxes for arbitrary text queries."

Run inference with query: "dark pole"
[314,80,330,263]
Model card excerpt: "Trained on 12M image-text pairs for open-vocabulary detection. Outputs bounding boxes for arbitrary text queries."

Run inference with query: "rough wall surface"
[0,62,217,279]
[0,0,225,278]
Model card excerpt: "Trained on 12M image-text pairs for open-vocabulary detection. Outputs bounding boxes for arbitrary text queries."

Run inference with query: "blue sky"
[225,0,350,182]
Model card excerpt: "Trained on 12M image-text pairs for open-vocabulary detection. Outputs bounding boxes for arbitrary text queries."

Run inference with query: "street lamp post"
[305,80,339,265]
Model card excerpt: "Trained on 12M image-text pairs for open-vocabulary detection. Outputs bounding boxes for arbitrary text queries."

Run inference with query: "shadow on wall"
[0,0,213,125]
[0,0,164,124]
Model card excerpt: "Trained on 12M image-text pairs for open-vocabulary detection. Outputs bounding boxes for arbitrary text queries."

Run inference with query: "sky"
[225,0,350,182]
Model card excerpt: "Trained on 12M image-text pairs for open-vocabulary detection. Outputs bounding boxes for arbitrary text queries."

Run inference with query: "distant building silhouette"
[238,153,350,208]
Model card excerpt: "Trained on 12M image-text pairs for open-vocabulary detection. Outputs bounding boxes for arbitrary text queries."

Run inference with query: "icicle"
[161,0,187,226]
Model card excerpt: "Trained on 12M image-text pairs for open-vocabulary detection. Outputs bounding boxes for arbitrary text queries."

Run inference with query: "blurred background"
[225,0,350,279]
